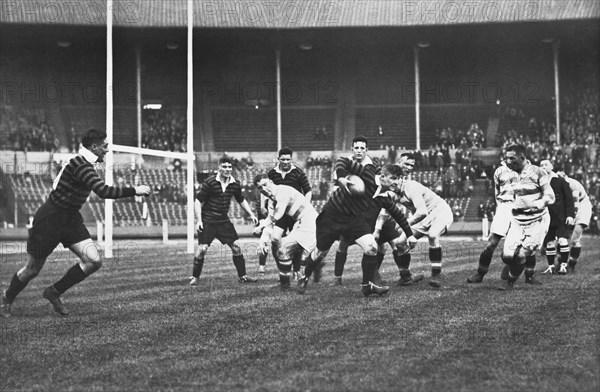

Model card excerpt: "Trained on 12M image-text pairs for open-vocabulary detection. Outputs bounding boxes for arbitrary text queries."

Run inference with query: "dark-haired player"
[190,157,259,285]
[262,147,312,277]
[558,170,592,273]
[1,129,151,317]
[499,144,554,290]
[539,160,574,276]
[297,158,417,297]
[332,151,416,286]
[467,158,519,283]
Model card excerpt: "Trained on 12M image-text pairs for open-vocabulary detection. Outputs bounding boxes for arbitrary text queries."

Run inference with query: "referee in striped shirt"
[297,159,418,297]
[1,129,151,317]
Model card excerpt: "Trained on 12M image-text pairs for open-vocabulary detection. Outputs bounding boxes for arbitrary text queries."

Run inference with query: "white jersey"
[271,184,318,223]
[397,180,447,214]
[494,163,518,204]
[565,177,590,204]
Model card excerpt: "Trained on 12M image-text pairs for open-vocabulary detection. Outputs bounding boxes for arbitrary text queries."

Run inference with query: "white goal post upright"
[103,0,196,258]
[105,0,114,258]
[186,0,195,255]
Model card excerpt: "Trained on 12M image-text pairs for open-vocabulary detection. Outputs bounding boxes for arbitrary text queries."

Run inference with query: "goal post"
[104,0,196,257]
[103,145,196,257]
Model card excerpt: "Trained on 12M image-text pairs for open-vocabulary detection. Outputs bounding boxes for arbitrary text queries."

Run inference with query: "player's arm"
[532,175,555,210]
[373,208,390,240]
[299,172,313,203]
[77,164,149,198]
[234,186,258,225]
[334,157,364,190]
[194,198,203,231]
[382,198,413,238]
[562,179,575,223]
[405,185,427,226]
[493,169,501,203]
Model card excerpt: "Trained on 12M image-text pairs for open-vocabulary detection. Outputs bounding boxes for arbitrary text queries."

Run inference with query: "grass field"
[1,236,599,391]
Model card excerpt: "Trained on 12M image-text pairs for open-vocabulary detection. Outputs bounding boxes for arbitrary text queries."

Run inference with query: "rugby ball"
[346,175,366,196]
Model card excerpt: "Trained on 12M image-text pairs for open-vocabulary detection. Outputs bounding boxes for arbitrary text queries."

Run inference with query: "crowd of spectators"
[1,108,59,152]
[141,109,187,152]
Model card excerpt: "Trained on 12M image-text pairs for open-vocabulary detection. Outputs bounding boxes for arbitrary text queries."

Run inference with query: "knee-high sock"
[232,255,247,277]
[258,253,267,267]
[376,252,385,270]
[361,254,379,285]
[524,255,536,279]
[393,251,412,278]
[545,245,556,266]
[192,257,204,278]
[559,244,570,265]
[303,254,319,279]
[508,247,525,282]
[5,273,29,302]
[334,250,347,277]
[477,245,495,276]
[53,264,88,294]
[569,246,581,267]
[277,257,292,286]
[429,247,442,276]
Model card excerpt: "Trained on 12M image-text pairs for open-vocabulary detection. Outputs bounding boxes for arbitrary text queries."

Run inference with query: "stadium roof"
[1,0,599,28]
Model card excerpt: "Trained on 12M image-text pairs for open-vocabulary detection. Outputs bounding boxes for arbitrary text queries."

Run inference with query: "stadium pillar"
[276,49,282,152]
[414,45,421,151]
[553,40,561,145]
[136,46,142,148]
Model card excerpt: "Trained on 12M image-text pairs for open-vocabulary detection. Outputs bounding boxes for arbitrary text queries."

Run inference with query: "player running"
[498,144,554,290]
[1,129,151,317]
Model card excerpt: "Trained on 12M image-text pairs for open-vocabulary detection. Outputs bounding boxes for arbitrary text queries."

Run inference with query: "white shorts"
[282,211,317,252]
[575,199,593,228]
[490,202,513,236]
[412,202,453,237]
[503,212,550,255]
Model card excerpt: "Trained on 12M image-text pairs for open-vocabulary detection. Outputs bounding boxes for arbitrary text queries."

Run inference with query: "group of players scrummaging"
[1,130,592,317]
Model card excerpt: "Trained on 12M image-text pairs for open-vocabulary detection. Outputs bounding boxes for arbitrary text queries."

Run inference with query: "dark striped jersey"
[547,175,575,225]
[196,175,244,222]
[49,153,136,212]
[268,165,311,195]
[325,157,413,237]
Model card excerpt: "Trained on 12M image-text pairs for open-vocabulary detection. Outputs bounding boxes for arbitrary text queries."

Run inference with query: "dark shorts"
[544,224,572,243]
[379,219,401,244]
[316,208,374,251]
[275,215,295,233]
[27,201,91,260]
[198,220,239,245]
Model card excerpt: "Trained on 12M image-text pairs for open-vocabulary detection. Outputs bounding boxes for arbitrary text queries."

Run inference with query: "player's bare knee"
[21,266,41,280]
[87,257,103,272]
[230,242,242,255]
[364,243,378,256]
[558,237,569,246]
[195,245,208,258]
[501,252,513,265]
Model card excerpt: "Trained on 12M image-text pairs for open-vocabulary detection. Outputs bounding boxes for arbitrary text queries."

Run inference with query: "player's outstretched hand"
[250,215,259,226]
[566,216,575,227]
[337,177,352,194]
[135,185,151,196]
